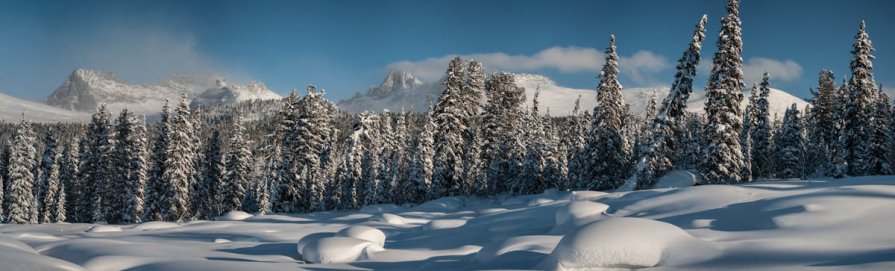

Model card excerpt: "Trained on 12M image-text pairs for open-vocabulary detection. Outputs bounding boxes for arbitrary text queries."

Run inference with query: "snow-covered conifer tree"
[580,35,633,191]
[701,0,746,184]
[777,104,806,179]
[161,95,197,222]
[220,117,252,213]
[59,142,79,222]
[109,109,148,224]
[484,73,526,195]
[432,57,470,196]
[5,118,38,224]
[145,101,171,221]
[839,21,880,176]
[39,155,61,223]
[80,105,114,222]
[636,15,707,189]
[194,130,223,219]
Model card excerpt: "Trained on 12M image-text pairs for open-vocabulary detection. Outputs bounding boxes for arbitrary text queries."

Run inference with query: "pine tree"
[839,21,880,177]
[161,95,197,222]
[35,132,58,221]
[39,155,61,223]
[777,104,806,179]
[54,182,66,223]
[272,91,302,213]
[636,15,707,189]
[109,109,148,224]
[432,57,471,196]
[517,90,546,194]
[59,142,79,222]
[484,73,527,195]
[809,70,839,175]
[580,35,633,191]
[460,60,485,195]
[5,118,38,224]
[869,92,893,175]
[80,105,114,222]
[342,111,379,209]
[749,74,774,179]
[195,130,224,219]
[145,100,171,221]
[403,109,435,202]
[701,0,746,184]
[220,118,252,213]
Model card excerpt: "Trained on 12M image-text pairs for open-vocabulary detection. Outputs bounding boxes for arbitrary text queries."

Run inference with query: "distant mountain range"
[0,68,809,123]
[337,70,810,117]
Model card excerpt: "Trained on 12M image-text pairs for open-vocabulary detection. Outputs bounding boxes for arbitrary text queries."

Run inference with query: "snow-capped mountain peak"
[42,68,281,114]
[368,70,423,98]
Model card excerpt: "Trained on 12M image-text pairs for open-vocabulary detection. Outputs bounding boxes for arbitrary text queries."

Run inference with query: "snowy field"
[2,175,894,271]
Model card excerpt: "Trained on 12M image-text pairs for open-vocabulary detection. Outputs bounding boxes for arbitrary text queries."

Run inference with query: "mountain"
[337,71,809,118]
[0,92,90,123]
[43,69,281,114]
[190,79,282,107]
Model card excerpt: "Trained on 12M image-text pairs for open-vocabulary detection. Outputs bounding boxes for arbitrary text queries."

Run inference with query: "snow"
[0,176,894,270]
[541,217,721,270]
[653,169,702,189]
[215,211,254,221]
[0,92,91,123]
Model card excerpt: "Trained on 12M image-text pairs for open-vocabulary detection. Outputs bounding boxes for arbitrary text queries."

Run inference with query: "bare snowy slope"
[44,69,281,114]
[338,71,809,118]
[0,92,90,123]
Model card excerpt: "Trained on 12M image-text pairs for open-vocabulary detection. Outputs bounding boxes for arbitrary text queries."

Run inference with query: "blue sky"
[0,0,892,101]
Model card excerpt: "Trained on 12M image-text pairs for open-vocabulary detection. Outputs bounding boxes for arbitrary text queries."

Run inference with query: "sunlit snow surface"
[2,176,895,270]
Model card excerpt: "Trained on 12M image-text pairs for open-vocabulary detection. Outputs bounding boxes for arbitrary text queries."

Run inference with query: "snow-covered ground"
[2,176,894,271]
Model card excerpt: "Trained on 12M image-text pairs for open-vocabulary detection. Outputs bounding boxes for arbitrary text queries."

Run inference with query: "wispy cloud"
[386,46,669,86]
[742,57,804,84]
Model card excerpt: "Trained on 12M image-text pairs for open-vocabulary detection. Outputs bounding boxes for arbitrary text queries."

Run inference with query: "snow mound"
[542,217,719,270]
[86,225,121,233]
[422,219,468,231]
[474,235,561,265]
[570,191,607,201]
[130,221,180,231]
[337,226,386,247]
[10,232,65,241]
[360,204,404,214]
[297,232,335,256]
[653,170,701,189]
[300,236,384,264]
[552,201,610,233]
[216,211,253,221]
[369,213,407,225]
[415,197,463,211]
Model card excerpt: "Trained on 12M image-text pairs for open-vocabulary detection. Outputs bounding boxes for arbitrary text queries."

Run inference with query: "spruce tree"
[432,57,470,196]
[35,132,58,220]
[59,142,79,222]
[636,15,707,189]
[810,70,839,174]
[39,156,61,223]
[869,92,893,175]
[145,100,171,221]
[195,130,224,219]
[80,105,114,222]
[701,0,746,184]
[839,21,880,176]
[403,109,435,202]
[109,109,148,224]
[161,95,197,222]
[5,118,38,224]
[777,104,806,179]
[484,73,527,195]
[221,118,252,214]
[517,90,546,194]
[581,35,633,191]
[749,74,773,179]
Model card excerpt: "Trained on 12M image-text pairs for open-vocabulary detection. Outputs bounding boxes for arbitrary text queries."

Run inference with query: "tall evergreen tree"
[5,118,38,224]
[160,95,197,222]
[59,141,79,222]
[195,130,224,219]
[483,73,526,195]
[839,21,880,176]
[111,111,148,224]
[809,70,839,175]
[869,92,893,175]
[145,101,171,221]
[39,155,61,223]
[748,74,774,179]
[80,105,114,222]
[517,90,546,195]
[35,132,58,220]
[403,109,435,202]
[581,35,633,191]
[636,15,707,189]
[701,0,746,184]
[220,118,252,214]
[432,57,470,196]
[777,104,806,179]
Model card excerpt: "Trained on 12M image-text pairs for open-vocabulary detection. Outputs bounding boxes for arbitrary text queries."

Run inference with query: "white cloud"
[387,46,669,86]
[742,57,804,84]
